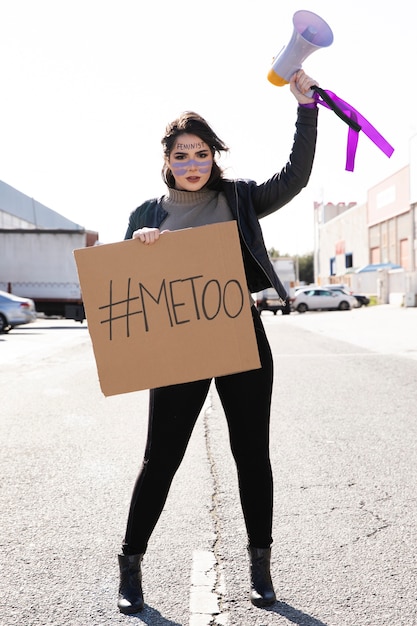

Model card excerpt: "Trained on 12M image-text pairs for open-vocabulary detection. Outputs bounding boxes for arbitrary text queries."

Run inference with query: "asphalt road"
[1,305,416,626]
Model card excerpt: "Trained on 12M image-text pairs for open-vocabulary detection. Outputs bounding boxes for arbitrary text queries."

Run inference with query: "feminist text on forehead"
[175,141,206,151]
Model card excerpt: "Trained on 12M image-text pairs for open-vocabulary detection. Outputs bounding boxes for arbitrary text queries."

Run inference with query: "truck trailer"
[0,228,98,321]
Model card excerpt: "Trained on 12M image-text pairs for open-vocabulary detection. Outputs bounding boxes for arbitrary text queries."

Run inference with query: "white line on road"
[189,550,229,626]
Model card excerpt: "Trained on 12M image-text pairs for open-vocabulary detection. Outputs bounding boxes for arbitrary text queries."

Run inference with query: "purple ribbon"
[313,89,394,172]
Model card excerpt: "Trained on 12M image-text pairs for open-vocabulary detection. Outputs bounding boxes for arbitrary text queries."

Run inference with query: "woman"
[118,69,318,614]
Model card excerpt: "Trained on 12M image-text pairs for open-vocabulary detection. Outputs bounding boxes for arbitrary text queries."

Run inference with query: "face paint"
[171,159,212,177]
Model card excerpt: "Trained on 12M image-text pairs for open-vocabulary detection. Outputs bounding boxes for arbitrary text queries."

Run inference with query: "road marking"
[189,395,229,625]
[189,550,228,626]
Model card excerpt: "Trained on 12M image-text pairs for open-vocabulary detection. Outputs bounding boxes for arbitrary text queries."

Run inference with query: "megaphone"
[268,10,333,87]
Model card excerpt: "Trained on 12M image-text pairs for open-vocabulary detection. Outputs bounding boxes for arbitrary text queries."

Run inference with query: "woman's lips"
[186,176,200,183]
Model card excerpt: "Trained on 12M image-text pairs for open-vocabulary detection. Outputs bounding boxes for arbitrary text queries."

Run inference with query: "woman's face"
[168,133,213,191]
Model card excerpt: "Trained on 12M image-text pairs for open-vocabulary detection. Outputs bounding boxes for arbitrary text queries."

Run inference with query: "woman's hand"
[289,69,318,104]
[132,227,170,244]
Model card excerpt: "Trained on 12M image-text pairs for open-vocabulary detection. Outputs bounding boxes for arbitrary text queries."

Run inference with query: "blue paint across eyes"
[171,159,212,176]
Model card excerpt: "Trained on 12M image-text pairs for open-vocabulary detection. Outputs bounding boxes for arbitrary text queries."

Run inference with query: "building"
[368,166,414,270]
[313,201,367,282]
[0,179,98,319]
[313,166,417,306]
[0,179,88,232]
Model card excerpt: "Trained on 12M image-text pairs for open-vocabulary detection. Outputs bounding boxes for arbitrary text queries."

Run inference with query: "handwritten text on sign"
[74,222,261,396]
[100,275,245,339]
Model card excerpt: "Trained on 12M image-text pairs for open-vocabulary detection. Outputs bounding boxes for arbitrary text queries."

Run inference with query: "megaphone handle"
[312,86,361,132]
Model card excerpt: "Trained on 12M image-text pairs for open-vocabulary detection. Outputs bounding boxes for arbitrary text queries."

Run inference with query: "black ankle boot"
[248,546,276,607]
[117,553,144,614]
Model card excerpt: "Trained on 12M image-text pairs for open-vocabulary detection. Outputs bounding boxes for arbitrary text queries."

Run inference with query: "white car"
[0,290,37,333]
[291,288,358,313]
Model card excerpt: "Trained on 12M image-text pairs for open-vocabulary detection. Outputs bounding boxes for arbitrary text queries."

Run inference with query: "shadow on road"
[266,600,328,626]
[127,605,183,625]
[126,601,328,625]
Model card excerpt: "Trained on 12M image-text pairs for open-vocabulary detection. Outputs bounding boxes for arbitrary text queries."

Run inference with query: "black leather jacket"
[125,106,318,303]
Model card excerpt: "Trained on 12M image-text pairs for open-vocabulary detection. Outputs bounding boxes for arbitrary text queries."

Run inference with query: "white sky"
[0,0,414,254]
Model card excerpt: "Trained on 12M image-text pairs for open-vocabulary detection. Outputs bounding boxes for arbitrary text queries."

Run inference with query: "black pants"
[123,307,274,554]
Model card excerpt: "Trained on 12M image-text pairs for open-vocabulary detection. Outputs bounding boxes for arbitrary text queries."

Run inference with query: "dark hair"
[161,111,229,189]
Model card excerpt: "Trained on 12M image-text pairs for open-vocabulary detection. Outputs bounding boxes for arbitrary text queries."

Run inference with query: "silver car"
[291,288,358,313]
[0,290,37,333]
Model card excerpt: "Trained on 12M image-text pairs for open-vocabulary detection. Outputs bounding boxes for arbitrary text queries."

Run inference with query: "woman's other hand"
[132,227,170,244]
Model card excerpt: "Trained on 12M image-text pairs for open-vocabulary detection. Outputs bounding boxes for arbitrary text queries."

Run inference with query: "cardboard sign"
[74,222,261,396]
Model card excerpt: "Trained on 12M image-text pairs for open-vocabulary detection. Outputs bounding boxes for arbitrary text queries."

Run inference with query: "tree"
[297,252,314,285]
[268,247,280,259]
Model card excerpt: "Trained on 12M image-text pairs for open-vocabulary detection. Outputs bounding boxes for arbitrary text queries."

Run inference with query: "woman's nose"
[187,159,198,171]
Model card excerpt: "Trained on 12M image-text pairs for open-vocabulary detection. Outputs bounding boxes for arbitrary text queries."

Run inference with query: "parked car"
[290,288,358,313]
[0,290,37,333]
[324,285,370,308]
[255,289,291,315]
[352,293,370,307]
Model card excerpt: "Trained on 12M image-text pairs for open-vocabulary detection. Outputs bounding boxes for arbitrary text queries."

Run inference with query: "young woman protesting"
[118,69,319,614]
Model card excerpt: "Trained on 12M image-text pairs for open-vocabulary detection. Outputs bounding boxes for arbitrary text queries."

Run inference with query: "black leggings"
[123,306,274,554]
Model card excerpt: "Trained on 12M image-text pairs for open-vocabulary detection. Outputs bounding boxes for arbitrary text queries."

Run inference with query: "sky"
[0,0,414,255]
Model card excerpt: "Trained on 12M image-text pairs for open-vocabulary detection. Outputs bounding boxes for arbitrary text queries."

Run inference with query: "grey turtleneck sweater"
[160,188,233,231]
[160,187,254,303]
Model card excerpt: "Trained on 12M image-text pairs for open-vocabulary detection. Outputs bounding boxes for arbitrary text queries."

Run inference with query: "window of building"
[399,238,409,269]
[345,252,353,268]
[371,247,380,263]
[330,257,336,275]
